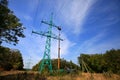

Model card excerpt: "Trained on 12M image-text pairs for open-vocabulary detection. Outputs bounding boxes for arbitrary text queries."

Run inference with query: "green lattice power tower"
[32,13,63,73]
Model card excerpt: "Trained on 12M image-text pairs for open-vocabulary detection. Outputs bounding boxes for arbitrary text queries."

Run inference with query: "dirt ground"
[0,71,120,80]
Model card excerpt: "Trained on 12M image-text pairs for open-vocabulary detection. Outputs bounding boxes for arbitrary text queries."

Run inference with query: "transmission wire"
[54,0,69,20]
[32,0,41,30]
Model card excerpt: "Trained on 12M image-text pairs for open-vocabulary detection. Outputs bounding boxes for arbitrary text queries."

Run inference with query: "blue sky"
[2,0,120,69]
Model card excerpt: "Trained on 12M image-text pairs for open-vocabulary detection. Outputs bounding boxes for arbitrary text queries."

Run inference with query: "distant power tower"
[32,13,63,73]
[26,56,32,70]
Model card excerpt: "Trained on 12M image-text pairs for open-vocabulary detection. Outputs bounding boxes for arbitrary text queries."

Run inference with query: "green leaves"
[0,46,23,70]
[104,49,120,73]
[0,0,25,45]
[78,49,120,74]
[32,59,80,71]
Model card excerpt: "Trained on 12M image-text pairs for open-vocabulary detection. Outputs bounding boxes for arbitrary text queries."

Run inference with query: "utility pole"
[58,30,60,70]
[32,13,63,73]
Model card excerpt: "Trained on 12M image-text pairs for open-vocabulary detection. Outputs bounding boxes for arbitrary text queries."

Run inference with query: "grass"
[0,71,120,80]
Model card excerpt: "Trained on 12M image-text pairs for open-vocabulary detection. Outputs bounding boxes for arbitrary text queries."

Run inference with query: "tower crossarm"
[32,31,46,36]
[51,33,63,41]
[41,20,61,31]
[32,31,63,41]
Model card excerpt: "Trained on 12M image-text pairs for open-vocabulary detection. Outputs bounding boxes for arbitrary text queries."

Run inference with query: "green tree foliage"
[104,49,120,73]
[78,49,120,74]
[32,58,80,71]
[0,46,23,70]
[0,0,25,45]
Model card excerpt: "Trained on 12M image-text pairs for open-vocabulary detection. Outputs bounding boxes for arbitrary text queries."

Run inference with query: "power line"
[33,0,52,31]
[54,0,69,19]
[32,0,41,29]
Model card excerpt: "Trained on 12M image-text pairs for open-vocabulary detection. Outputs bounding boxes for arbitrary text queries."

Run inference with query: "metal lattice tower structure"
[32,13,63,73]
[26,56,32,70]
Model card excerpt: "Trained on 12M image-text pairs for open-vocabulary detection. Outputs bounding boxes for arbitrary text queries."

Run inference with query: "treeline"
[78,49,120,74]
[0,46,23,71]
[1,45,120,74]
[32,59,80,71]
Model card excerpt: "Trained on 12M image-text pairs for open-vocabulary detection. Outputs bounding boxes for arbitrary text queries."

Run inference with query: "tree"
[104,49,120,73]
[9,49,24,70]
[0,46,12,70]
[78,54,92,72]
[0,0,25,45]
[89,54,106,73]
[0,46,23,70]
[78,49,120,74]
[32,59,80,72]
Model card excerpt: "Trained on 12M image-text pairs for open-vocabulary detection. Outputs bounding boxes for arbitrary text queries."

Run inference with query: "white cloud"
[23,15,32,21]
[75,31,120,54]
[75,31,106,54]
[57,0,95,35]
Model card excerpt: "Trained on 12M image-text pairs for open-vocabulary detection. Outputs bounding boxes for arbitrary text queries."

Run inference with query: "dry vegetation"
[0,71,46,80]
[47,72,120,80]
[0,71,120,80]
